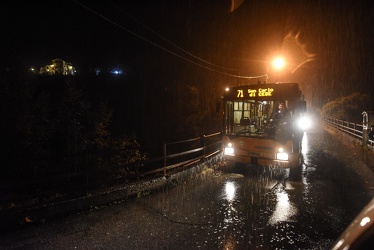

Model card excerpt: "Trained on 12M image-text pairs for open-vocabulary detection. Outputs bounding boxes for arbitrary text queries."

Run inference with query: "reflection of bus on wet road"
[221,82,308,175]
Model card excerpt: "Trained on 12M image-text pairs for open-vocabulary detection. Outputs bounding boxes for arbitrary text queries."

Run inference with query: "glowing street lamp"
[272,57,286,70]
[248,56,286,84]
[269,57,286,82]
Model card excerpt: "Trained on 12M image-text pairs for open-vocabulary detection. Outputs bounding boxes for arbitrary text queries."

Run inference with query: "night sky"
[2,0,374,106]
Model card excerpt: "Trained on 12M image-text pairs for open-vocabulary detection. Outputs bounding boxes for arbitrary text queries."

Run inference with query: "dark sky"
[2,0,374,103]
[2,1,235,69]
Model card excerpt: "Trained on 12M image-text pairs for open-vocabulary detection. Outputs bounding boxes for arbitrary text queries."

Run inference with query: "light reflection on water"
[301,132,309,156]
[224,181,236,202]
[301,132,310,193]
[213,162,308,248]
[268,190,297,226]
[216,180,246,249]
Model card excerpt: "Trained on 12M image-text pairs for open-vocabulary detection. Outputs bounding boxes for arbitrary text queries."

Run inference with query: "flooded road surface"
[1,122,374,249]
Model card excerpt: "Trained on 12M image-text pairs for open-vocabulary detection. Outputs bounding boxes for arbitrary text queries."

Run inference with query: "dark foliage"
[322,92,372,122]
[0,74,147,185]
[0,69,223,189]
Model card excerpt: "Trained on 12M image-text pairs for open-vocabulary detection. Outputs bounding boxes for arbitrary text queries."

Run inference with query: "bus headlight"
[224,143,235,156]
[297,116,312,130]
[276,147,289,161]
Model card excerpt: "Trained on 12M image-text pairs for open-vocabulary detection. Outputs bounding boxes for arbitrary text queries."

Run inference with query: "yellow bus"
[221,82,307,173]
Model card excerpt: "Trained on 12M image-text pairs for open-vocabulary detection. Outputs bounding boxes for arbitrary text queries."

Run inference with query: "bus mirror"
[299,101,306,112]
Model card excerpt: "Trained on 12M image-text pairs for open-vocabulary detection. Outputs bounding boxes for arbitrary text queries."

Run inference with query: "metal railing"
[0,132,223,207]
[324,116,374,146]
[114,132,222,178]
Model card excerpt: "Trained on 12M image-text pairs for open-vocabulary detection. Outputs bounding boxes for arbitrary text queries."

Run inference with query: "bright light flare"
[277,152,289,161]
[276,147,288,161]
[224,143,234,156]
[272,57,286,70]
[297,116,312,130]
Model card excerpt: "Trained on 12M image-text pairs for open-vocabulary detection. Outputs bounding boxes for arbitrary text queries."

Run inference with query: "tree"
[0,74,147,185]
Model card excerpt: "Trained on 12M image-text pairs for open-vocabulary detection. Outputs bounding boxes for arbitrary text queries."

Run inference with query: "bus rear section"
[221,83,306,169]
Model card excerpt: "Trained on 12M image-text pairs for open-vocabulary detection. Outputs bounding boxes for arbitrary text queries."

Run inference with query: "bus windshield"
[224,100,278,136]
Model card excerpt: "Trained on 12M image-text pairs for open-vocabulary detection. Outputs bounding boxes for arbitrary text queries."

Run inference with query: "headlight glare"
[277,152,289,161]
[297,116,312,130]
[224,142,234,156]
[224,147,234,156]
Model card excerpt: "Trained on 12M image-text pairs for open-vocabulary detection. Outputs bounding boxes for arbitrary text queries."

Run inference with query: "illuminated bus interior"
[224,100,294,137]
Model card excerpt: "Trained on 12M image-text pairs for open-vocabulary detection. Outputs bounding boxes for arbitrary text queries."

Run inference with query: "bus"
[221,82,307,172]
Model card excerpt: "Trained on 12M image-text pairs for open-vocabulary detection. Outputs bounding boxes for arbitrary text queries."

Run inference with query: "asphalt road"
[1,120,374,249]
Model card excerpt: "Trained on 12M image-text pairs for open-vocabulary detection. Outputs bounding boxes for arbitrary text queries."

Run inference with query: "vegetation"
[0,74,147,188]
[0,68,223,195]
[321,92,371,122]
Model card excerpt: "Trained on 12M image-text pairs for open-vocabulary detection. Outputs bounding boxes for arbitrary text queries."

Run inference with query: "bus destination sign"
[237,87,274,98]
[225,83,301,100]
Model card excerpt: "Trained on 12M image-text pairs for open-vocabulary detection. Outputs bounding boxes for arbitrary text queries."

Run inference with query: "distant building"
[40,59,75,75]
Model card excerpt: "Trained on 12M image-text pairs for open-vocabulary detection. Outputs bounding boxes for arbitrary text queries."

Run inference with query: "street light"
[272,57,286,70]
[243,56,286,84]
[271,57,286,82]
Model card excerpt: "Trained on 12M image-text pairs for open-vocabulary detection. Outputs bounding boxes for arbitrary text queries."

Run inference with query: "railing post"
[163,143,167,176]
[200,135,205,159]
[362,111,368,147]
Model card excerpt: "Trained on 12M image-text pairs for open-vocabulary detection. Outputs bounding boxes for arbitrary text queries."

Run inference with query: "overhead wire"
[107,0,239,72]
[72,0,266,80]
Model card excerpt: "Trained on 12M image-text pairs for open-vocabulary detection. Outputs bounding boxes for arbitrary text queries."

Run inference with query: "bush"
[322,92,370,122]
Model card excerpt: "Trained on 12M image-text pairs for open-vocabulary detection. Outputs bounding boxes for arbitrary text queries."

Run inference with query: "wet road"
[1,122,374,249]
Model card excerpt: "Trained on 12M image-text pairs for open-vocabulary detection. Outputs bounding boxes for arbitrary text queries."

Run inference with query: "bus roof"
[224,82,302,101]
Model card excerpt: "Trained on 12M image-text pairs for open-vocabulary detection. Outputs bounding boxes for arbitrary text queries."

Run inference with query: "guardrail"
[324,116,374,146]
[0,132,223,207]
[113,132,222,178]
